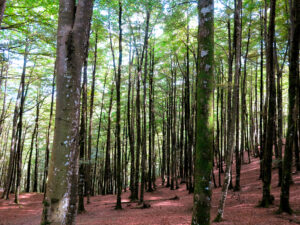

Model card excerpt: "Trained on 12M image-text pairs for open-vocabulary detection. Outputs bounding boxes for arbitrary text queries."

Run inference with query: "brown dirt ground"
[0,157,299,225]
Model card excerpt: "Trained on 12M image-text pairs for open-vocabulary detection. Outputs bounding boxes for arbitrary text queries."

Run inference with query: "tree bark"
[260,0,276,208]
[41,0,94,224]
[42,66,56,195]
[191,0,214,224]
[214,0,241,220]
[0,0,6,27]
[140,10,150,204]
[115,0,123,209]
[15,44,28,204]
[279,0,299,213]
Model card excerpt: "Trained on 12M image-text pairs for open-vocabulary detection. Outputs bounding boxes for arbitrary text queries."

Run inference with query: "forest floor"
[0,157,300,225]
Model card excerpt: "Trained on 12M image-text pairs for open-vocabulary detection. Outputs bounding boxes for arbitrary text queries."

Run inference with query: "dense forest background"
[0,0,299,224]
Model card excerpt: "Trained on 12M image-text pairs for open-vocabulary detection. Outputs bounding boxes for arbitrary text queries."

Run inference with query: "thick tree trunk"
[41,1,94,224]
[191,0,214,224]
[279,0,299,213]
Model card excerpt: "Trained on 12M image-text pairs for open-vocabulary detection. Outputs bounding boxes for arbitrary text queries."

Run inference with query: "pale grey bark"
[41,0,94,224]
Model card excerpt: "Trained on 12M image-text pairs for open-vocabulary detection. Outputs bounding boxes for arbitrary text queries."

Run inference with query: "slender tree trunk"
[33,94,40,193]
[140,10,150,204]
[166,87,171,188]
[234,0,242,192]
[260,0,276,208]
[127,35,136,199]
[42,66,55,195]
[1,75,22,200]
[78,26,91,212]
[26,124,35,193]
[214,0,241,220]
[115,0,123,209]
[259,7,264,180]
[92,74,107,195]
[240,13,252,165]
[147,46,154,192]
[88,31,97,197]
[15,44,28,204]
[161,110,166,186]
[185,21,192,192]
[103,88,114,195]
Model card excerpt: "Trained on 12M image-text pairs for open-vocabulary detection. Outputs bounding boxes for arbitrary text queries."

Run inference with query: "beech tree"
[191,0,214,224]
[41,0,94,224]
[279,0,300,214]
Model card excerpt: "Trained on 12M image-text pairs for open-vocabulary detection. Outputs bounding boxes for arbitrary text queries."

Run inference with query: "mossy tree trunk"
[191,0,214,224]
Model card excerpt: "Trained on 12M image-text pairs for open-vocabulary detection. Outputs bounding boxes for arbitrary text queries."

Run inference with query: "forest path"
[0,157,300,225]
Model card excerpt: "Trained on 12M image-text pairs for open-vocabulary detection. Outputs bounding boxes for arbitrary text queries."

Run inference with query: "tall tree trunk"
[42,66,56,195]
[26,124,36,193]
[171,62,177,190]
[88,30,97,197]
[103,88,114,195]
[214,0,241,220]
[41,0,94,224]
[234,0,242,192]
[259,7,264,180]
[92,73,107,195]
[185,20,192,192]
[1,75,22,200]
[15,44,28,204]
[161,110,166,186]
[33,94,40,193]
[78,56,88,213]
[240,13,252,165]
[147,46,154,192]
[128,37,136,200]
[140,10,150,204]
[275,41,288,186]
[191,0,214,224]
[115,0,123,209]
[166,86,171,188]
[260,0,276,207]
[279,0,299,213]
[78,23,91,211]
[134,58,141,201]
